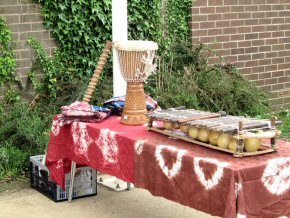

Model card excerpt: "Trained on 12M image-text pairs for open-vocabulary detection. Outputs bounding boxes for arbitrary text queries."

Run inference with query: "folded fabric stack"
[103,94,161,115]
[60,101,110,125]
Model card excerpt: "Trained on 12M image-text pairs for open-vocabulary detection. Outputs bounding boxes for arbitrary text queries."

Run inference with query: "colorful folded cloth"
[60,101,110,125]
[103,94,161,115]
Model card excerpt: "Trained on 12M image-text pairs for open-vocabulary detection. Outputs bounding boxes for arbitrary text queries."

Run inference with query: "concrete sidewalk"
[0,185,217,218]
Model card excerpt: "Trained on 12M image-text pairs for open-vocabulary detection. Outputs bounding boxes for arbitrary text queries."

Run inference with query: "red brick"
[252,53,265,60]
[266,38,278,45]
[259,18,271,25]
[245,19,259,25]
[259,59,271,65]
[238,26,251,33]
[259,32,271,39]
[245,47,258,53]
[223,42,238,49]
[208,28,223,35]
[259,45,271,52]
[259,4,271,11]
[231,48,245,55]
[216,20,231,27]
[265,65,278,72]
[272,57,284,64]
[208,14,223,21]
[231,6,245,12]
[231,20,245,26]
[216,6,231,13]
[245,60,259,67]
[245,73,259,80]
[200,36,215,43]
[245,33,258,40]
[238,12,252,19]
[279,37,290,44]
[238,41,251,47]
[278,76,290,83]
[216,35,230,42]
[272,44,285,51]
[245,5,259,11]
[278,63,290,70]
[265,52,278,58]
[252,66,265,73]
[272,18,285,24]
[200,22,216,29]
[252,12,266,18]
[231,34,245,41]
[192,30,208,37]
[265,11,279,17]
[266,25,278,31]
[265,78,278,85]
[259,72,272,79]
[223,27,238,34]
[272,5,285,10]
[272,70,285,77]
[252,25,266,32]
[192,15,208,22]
[200,7,216,14]
[223,13,238,19]
[238,54,251,61]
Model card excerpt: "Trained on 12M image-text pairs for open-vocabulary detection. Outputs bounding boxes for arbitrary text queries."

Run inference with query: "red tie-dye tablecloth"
[46,115,290,218]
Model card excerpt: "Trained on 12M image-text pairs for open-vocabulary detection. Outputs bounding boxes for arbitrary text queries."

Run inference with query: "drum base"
[121,82,147,126]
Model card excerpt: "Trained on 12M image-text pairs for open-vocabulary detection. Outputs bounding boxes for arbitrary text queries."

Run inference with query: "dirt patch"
[0,176,30,195]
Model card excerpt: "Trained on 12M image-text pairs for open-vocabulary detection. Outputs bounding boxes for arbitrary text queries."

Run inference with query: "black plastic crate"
[30,155,97,202]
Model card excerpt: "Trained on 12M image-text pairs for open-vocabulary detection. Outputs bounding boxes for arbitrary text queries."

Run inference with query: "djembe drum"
[114,40,158,125]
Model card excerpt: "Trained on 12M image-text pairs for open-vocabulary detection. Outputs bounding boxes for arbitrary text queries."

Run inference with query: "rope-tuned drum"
[114,41,158,125]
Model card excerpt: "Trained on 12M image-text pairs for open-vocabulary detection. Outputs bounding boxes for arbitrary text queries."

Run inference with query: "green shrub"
[0,16,21,103]
[0,141,28,179]
[146,43,270,116]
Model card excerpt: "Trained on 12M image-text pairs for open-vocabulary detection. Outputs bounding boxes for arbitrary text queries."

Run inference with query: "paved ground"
[0,184,217,218]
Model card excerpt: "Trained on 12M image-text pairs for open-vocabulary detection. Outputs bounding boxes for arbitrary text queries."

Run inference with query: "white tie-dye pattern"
[51,118,63,136]
[155,145,187,179]
[96,129,119,165]
[71,122,93,158]
[235,182,242,197]
[194,157,229,190]
[56,159,63,169]
[262,157,290,196]
[134,140,145,155]
[279,216,288,218]
[237,213,247,218]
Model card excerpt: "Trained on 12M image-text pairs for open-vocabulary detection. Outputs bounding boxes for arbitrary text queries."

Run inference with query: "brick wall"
[191,0,290,110]
[0,0,56,99]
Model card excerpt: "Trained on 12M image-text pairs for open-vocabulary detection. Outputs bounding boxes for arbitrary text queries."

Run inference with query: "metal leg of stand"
[127,182,131,190]
[68,161,77,203]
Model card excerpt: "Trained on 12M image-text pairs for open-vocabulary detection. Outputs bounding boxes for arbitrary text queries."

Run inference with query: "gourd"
[245,138,261,152]
[229,138,238,151]
[198,128,209,142]
[217,133,230,149]
[172,123,180,129]
[164,121,172,130]
[209,131,220,146]
[180,124,189,133]
[188,127,199,139]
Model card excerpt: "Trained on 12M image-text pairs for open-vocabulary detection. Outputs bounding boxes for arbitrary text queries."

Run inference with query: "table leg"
[68,161,77,202]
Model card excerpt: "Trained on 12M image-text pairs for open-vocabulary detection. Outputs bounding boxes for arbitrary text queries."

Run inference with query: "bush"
[0,141,28,179]
[146,43,270,116]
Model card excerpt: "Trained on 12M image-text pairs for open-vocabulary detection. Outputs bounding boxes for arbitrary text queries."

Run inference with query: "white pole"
[112,0,127,97]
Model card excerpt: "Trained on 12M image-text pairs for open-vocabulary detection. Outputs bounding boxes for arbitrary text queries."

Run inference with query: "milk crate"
[30,155,97,202]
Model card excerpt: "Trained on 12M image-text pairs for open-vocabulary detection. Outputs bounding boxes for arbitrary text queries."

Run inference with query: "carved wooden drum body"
[114,41,158,125]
